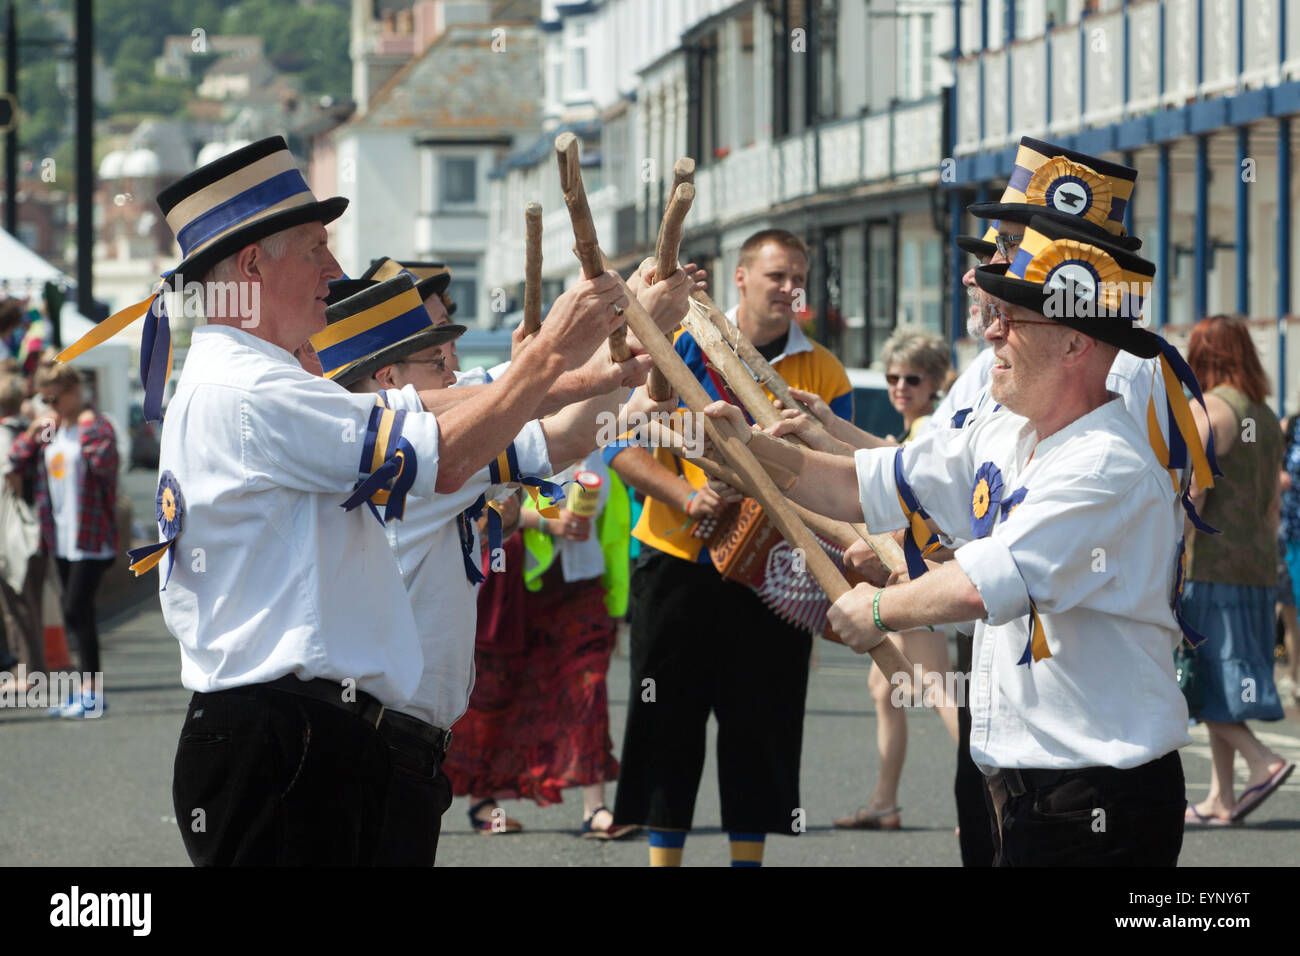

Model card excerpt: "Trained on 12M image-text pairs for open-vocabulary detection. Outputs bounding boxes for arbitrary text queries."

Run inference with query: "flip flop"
[833,806,902,830]
[467,798,523,834]
[1229,762,1296,823]
[1184,803,1237,827]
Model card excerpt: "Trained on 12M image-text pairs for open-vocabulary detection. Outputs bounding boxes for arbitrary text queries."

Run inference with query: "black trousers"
[54,556,113,675]
[953,633,995,866]
[172,683,391,866]
[373,716,453,867]
[985,750,1186,866]
[614,550,812,834]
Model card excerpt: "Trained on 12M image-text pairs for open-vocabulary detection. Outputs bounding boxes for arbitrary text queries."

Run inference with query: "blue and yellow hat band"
[165,149,314,261]
[1011,227,1149,318]
[311,285,431,379]
[999,140,1135,234]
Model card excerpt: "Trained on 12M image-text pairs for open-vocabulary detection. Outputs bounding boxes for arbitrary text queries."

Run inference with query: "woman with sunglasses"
[833,329,959,830]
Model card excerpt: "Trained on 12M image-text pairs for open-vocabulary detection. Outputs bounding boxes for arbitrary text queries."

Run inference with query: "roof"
[350,22,542,135]
[489,119,601,178]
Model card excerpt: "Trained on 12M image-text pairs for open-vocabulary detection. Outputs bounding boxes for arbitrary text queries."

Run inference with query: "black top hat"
[973,215,1159,358]
[968,136,1141,251]
[157,135,348,285]
[955,223,997,259]
[311,274,465,388]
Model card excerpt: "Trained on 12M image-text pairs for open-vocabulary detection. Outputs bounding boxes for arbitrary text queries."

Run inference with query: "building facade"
[951,0,1300,414]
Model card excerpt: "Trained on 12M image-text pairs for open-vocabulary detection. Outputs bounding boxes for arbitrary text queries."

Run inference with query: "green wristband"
[872,589,888,633]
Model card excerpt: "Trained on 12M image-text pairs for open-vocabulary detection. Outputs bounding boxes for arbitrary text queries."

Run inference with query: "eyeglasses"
[885,374,924,387]
[401,358,448,370]
[994,233,1023,260]
[986,302,1059,334]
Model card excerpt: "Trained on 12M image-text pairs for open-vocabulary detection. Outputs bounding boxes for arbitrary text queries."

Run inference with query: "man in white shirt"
[316,270,683,864]
[60,136,630,866]
[706,215,1208,866]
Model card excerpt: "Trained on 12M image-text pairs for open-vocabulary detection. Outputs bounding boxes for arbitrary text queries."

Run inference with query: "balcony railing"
[692,98,944,229]
[954,0,1295,157]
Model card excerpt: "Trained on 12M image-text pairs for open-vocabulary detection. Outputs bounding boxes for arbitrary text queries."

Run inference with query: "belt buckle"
[441,728,453,754]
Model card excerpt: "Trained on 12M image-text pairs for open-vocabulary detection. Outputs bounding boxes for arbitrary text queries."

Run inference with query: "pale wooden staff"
[643,419,860,550]
[552,142,911,678]
[555,132,632,362]
[678,299,903,571]
[646,172,696,402]
[522,202,544,339]
[691,289,817,419]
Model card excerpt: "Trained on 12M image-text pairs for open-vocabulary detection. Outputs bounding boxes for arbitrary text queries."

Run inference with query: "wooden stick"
[678,299,905,571]
[555,133,632,362]
[556,260,908,676]
[691,289,817,419]
[522,202,543,338]
[644,420,858,549]
[647,181,696,401]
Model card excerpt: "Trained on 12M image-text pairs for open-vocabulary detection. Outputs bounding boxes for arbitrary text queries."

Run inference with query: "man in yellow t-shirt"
[605,229,852,867]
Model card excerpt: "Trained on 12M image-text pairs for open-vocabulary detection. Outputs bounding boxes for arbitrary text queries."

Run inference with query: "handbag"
[0,477,40,593]
[1173,640,1203,716]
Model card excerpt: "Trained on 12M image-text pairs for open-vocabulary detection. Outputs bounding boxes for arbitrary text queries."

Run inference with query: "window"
[440,157,477,206]
[446,277,477,321]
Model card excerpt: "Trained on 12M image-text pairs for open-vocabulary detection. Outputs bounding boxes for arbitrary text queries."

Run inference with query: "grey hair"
[203,231,293,285]
[880,329,951,388]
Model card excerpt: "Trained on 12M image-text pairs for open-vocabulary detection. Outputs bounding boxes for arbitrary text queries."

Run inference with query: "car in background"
[846,367,902,440]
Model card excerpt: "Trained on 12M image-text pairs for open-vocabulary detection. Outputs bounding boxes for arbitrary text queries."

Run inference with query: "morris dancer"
[59,136,628,865]
[708,216,1217,866]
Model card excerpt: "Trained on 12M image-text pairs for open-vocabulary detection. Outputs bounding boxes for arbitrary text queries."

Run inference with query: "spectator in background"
[1182,315,1295,824]
[9,363,119,718]
[0,374,43,684]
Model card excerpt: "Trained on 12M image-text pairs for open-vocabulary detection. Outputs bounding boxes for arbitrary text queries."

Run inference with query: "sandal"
[468,798,523,834]
[1228,762,1295,823]
[581,805,638,840]
[1184,803,1237,827]
[833,806,902,830]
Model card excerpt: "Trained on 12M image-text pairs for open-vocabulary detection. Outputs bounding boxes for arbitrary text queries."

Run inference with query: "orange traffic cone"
[42,572,71,670]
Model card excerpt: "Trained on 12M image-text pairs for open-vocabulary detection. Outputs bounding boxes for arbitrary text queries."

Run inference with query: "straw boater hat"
[58,135,348,420]
[310,274,464,388]
[324,257,455,307]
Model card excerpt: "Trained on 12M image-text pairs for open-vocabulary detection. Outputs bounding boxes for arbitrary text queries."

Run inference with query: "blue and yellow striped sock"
[728,831,765,867]
[648,828,687,867]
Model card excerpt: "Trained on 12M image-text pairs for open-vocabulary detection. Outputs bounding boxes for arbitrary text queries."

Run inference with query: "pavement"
[2,570,1298,866]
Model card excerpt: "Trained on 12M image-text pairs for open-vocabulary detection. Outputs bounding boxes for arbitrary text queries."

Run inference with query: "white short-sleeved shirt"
[157,325,445,708]
[855,397,1191,771]
[379,384,551,730]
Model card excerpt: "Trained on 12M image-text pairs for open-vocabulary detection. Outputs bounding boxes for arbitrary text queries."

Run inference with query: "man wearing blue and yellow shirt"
[607,229,852,867]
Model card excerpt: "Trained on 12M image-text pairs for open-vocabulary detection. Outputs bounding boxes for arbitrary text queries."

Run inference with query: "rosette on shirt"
[57,136,349,422]
[128,470,185,588]
[969,462,1004,539]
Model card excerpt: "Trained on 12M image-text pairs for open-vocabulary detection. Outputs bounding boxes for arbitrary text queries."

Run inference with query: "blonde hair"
[881,329,950,389]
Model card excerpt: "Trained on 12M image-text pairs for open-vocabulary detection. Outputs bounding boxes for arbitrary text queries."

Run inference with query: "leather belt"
[265,675,386,728]
[379,708,453,757]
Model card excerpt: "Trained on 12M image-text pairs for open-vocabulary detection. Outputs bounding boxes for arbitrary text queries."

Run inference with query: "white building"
[332,0,543,324]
